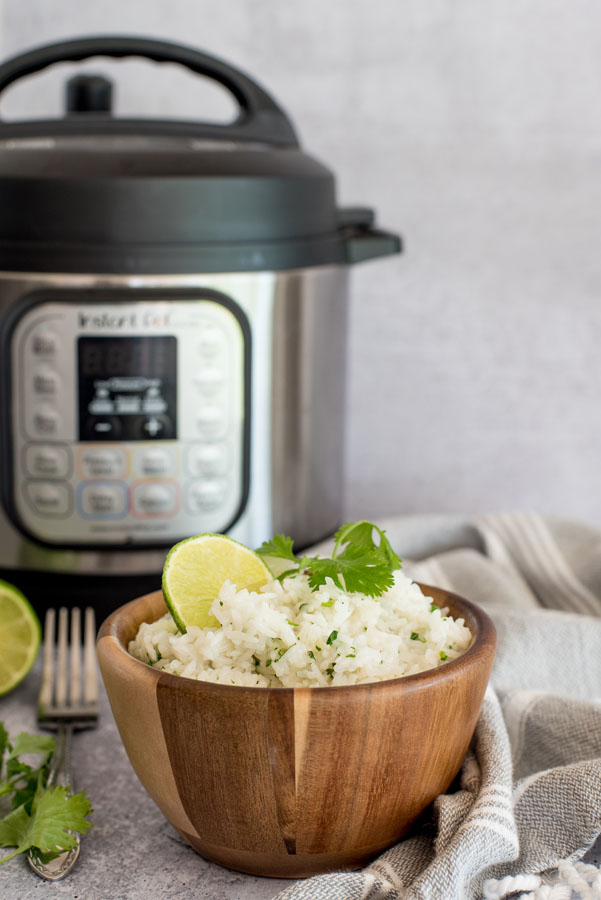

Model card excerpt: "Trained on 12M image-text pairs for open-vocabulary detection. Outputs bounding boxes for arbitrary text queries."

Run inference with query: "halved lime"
[0,580,41,696]
[162,533,271,631]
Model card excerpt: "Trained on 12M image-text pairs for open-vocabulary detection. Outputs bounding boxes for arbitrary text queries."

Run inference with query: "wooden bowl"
[97,585,495,878]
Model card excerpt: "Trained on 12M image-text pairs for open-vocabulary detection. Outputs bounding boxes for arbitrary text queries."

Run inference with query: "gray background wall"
[2,1,601,525]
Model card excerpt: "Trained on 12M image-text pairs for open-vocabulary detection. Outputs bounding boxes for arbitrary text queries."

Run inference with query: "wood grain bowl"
[97,585,495,878]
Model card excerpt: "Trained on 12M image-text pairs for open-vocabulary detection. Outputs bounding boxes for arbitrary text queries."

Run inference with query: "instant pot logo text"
[78,311,171,329]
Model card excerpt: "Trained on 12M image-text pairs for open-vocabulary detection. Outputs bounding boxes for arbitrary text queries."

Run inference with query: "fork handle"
[48,723,73,789]
[27,723,80,881]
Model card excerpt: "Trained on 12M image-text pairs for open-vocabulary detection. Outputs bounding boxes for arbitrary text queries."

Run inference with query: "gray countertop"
[1,661,599,899]
[0,661,291,900]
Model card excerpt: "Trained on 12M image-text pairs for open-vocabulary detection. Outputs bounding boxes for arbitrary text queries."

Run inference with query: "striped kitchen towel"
[275,512,601,900]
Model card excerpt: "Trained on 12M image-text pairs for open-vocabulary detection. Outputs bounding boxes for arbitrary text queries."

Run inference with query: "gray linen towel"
[275,512,601,900]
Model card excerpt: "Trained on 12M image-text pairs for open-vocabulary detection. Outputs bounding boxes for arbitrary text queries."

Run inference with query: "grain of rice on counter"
[129,570,472,688]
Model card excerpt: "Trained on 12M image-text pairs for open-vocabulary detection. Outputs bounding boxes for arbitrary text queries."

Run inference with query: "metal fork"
[27,607,99,881]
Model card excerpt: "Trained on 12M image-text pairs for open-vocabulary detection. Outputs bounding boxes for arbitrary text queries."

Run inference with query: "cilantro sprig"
[0,722,93,865]
[256,520,401,597]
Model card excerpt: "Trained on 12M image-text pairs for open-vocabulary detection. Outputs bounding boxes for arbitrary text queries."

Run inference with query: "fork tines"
[38,607,99,728]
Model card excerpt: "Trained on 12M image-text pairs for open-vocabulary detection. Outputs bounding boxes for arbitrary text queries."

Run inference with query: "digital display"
[78,336,177,442]
[79,339,175,378]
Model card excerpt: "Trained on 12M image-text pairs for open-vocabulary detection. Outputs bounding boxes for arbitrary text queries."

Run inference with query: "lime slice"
[0,580,41,696]
[162,533,271,631]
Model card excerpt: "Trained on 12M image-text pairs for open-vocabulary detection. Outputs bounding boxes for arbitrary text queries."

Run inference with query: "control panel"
[8,295,249,546]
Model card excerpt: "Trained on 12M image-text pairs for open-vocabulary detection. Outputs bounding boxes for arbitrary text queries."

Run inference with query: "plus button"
[140,414,172,440]
[144,417,162,437]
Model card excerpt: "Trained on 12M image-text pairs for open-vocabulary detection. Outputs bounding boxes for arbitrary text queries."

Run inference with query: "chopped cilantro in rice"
[128,571,471,688]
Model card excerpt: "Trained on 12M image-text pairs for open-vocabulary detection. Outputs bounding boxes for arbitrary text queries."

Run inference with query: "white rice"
[129,570,472,688]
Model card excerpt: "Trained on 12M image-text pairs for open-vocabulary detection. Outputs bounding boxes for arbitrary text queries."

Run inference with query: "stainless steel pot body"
[0,266,349,580]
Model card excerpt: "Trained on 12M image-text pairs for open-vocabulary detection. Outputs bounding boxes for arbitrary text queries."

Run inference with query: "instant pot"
[0,36,400,615]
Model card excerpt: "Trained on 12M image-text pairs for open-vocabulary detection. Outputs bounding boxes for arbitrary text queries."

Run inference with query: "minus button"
[86,417,122,439]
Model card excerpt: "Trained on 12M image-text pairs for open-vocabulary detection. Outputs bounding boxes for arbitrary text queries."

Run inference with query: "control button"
[199,324,226,358]
[133,447,175,478]
[186,479,227,513]
[187,443,229,477]
[115,396,141,415]
[142,386,167,415]
[196,405,226,437]
[81,447,126,479]
[79,483,127,518]
[30,329,60,358]
[140,415,172,440]
[31,406,61,437]
[25,444,71,479]
[25,481,70,517]
[33,367,60,396]
[89,397,115,415]
[132,482,177,516]
[86,417,122,439]
[194,365,225,394]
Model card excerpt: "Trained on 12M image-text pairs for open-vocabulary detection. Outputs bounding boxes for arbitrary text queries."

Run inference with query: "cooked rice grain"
[128,571,471,687]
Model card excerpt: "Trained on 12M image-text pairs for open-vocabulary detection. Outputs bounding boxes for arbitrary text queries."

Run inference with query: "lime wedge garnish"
[0,580,41,696]
[162,533,271,631]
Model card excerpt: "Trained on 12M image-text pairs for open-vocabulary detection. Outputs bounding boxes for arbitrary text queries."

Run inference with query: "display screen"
[78,336,177,442]
[79,339,175,378]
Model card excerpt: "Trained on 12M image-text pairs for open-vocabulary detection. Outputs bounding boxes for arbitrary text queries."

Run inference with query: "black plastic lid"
[0,36,401,275]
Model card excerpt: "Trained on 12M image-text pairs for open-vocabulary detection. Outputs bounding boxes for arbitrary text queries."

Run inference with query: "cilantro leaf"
[307,547,395,596]
[8,733,55,762]
[256,520,401,599]
[256,535,301,581]
[12,774,43,814]
[334,520,401,571]
[0,724,8,773]
[0,787,92,863]
[0,804,29,849]
[333,521,377,554]
[0,723,92,866]
[377,531,402,571]
[24,786,92,853]
[0,732,55,812]
[256,535,297,563]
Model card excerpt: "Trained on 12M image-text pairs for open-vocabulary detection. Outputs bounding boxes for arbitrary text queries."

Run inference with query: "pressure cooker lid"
[0,36,401,274]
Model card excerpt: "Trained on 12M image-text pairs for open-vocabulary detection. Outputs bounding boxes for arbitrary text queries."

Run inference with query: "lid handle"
[66,74,113,113]
[0,35,299,146]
